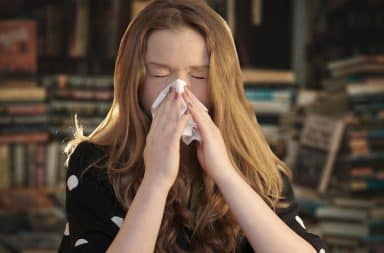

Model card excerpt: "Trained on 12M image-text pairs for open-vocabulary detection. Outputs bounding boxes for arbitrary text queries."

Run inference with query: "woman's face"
[140,26,211,117]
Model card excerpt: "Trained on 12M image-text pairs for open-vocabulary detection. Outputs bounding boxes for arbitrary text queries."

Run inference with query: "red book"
[0,20,37,74]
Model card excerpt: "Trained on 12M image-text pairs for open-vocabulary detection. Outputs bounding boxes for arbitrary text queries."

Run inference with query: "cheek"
[139,82,152,112]
[141,80,166,111]
[189,84,211,109]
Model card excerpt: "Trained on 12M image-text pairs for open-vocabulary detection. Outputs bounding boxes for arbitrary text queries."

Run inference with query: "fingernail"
[169,87,175,97]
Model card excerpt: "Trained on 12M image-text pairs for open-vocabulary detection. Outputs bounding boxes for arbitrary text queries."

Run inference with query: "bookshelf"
[0,0,128,252]
[242,68,297,159]
[289,1,384,253]
[242,68,295,84]
[0,0,301,252]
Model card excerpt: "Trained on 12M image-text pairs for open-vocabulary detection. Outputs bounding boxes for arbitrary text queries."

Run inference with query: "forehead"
[145,27,209,67]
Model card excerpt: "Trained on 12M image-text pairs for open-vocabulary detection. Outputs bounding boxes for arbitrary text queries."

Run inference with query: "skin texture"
[139,27,211,116]
[106,26,317,253]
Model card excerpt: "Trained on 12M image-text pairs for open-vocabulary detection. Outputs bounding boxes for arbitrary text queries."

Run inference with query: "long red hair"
[65,0,292,252]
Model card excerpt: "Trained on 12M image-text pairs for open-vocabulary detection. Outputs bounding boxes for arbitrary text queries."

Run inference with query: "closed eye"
[151,74,168,78]
[192,76,207,80]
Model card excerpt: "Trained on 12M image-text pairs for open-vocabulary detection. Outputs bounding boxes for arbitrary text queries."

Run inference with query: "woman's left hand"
[181,87,236,182]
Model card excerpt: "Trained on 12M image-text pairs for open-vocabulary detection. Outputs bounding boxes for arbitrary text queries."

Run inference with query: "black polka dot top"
[58,141,328,253]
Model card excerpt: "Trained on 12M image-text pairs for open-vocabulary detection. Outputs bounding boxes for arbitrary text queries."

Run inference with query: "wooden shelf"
[241,68,295,84]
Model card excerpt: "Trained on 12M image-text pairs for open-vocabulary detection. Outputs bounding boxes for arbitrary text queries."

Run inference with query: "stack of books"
[296,54,384,253]
[313,197,384,253]
[42,74,113,137]
[242,68,296,159]
[326,55,384,195]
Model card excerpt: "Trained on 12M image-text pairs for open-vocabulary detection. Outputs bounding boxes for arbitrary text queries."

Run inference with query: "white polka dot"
[74,238,88,247]
[319,249,325,253]
[295,215,306,229]
[67,175,79,191]
[111,216,124,228]
[64,222,69,236]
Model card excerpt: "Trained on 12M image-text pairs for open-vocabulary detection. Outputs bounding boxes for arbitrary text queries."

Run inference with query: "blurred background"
[0,0,383,252]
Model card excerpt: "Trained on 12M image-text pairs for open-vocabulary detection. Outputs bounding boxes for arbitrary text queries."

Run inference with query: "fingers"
[151,87,176,129]
[156,87,181,127]
[156,87,175,119]
[169,88,183,122]
[182,88,207,123]
[150,86,195,141]
[151,87,185,134]
[183,87,209,119]
[181,87,215,140]
[176,110,191,136]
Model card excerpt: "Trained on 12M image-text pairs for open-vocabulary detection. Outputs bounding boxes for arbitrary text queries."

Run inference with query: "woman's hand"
[143,87,191,191]
[181,87,236,182]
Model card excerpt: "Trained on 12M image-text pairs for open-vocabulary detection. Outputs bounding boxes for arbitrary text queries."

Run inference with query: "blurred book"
[67,0,89,58]
[0,141,67,190]
[292,114,345,193]
[0,20,37,75]
[243,72,296,160]
[327,55,384,78]
[314,53,384,253]
[42,74,113,137]
[242,68,295,84]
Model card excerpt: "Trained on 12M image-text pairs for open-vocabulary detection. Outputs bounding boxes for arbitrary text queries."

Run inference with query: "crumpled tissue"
[150,79,209,145]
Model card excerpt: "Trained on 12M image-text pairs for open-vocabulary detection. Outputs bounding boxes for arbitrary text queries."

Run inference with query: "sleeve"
[57,142,126,253]
[274,172,328,253]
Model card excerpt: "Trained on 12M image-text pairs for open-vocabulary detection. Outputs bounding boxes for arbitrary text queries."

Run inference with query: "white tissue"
[150,79,209,145]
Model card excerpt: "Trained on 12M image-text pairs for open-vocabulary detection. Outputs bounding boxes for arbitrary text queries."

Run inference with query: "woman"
[58,0,327,252]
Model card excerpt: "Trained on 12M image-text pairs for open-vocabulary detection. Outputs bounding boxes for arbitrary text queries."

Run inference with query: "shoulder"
[66,141,109,182]
[275,169,301,219]
[65,141,124,222]
[65,141,115,205]
[274,171,329,252]
[66,141,108,170]
[60,142,125,252]
[277,170,295,209]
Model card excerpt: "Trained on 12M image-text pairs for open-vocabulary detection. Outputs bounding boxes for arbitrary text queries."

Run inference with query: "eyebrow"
[147,61,209,70]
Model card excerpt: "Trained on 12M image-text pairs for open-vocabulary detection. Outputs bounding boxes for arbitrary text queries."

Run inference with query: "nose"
[173,71,190,88]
